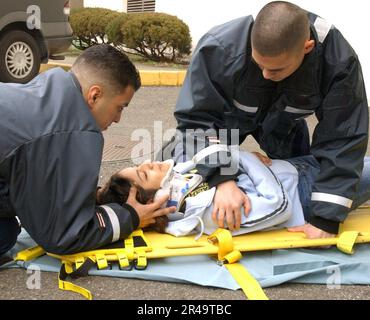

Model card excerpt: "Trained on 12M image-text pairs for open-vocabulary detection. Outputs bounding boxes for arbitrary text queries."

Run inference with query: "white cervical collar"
[154,159,203,217]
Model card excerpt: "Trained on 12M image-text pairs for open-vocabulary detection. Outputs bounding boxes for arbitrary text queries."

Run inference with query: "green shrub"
[70,7,120,50]
[70,9,192,63]
[105,13,129,45]
[120,13,192,62]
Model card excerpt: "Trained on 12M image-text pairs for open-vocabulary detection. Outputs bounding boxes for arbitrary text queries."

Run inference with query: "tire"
[0,30,41,83]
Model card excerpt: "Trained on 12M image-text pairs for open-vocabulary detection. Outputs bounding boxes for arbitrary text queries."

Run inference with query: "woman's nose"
[140,162,153,170]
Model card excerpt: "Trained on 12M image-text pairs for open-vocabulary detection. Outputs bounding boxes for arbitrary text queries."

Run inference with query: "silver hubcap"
[5,42,34,79]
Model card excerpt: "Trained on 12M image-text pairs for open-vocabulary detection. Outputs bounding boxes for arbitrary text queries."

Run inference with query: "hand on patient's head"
[126,186,174,231]
[96,172,171,232]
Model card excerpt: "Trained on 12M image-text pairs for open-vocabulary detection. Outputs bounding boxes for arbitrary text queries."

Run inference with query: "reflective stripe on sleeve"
[284,106,314,114]
[100,205,121,242]
[233,99,259,113]
[311,192,353,208]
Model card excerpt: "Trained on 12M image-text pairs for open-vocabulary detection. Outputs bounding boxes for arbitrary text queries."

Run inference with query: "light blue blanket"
[3,229,370,290]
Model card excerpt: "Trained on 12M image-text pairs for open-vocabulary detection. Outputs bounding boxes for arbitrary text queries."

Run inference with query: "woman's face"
[116,161,172,190]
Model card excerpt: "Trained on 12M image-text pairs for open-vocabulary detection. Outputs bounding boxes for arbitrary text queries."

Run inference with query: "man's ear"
[304,39,315,55]
[86,85,102,110]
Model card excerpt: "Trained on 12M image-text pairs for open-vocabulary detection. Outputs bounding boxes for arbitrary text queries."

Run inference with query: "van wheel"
[0,30,41,83]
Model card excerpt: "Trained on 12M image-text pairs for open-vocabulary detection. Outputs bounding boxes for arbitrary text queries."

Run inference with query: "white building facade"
[83,0,155,13]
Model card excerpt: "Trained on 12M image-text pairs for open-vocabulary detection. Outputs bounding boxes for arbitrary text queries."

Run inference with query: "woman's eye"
[140,170,147,180]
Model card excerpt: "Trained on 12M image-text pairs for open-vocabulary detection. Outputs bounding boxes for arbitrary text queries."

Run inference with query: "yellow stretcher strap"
[124,237,134,255]
[53,231,152,299]
[59,279,92,300]
[96,254,109,270]
[208,229,269,300]
[225,263,269,300]
[123,236,134,270]
[117,252,131,270]
[337,231,359,254]
[57,258,96,299]
[223,250,242,264]
[74,257,85,270]
[135,250,147,270]
[59,262,92,300]
[208,228,234,261]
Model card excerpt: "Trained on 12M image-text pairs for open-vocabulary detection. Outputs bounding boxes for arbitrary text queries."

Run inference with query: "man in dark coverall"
[165,1,369,239]
[0,44,175,259]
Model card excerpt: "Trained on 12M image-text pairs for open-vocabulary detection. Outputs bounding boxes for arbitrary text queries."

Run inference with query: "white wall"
[83,0,127,11]
[156,0,370,95]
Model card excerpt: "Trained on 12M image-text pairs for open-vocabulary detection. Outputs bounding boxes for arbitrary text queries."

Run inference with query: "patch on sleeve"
[96,212,106,229]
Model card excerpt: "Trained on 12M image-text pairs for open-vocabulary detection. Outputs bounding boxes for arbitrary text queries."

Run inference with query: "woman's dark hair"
[96,173,168,233]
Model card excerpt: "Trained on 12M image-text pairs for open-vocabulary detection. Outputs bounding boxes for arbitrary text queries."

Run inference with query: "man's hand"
[126,187,176,229]
[252,152,272,166]
[288,223,336,239]
[212,180,250,231]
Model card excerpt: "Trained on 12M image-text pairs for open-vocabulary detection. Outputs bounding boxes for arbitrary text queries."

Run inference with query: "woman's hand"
[126,187,176,228]
[212,180,251,231]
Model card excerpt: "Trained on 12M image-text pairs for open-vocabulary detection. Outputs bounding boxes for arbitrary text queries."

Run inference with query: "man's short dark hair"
[251,1,310,56]
[72,44,141,92]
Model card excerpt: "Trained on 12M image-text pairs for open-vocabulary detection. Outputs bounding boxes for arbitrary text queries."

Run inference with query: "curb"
[39,62,187,86]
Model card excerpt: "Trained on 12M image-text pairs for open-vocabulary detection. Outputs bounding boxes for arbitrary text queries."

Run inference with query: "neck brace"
[154,145,231,218]
[154,160,203,219]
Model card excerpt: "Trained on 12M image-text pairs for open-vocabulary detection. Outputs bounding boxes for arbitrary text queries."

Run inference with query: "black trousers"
[0,178,19,257]
[0,217,20,256]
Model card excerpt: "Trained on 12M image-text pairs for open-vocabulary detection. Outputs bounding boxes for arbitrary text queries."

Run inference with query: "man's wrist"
[208,171,238,189]
[217,179,236,188]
